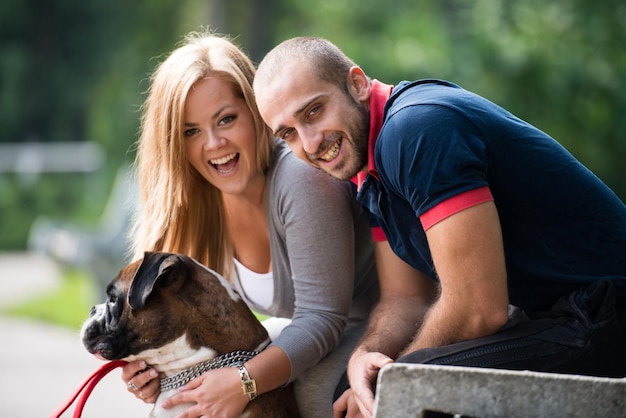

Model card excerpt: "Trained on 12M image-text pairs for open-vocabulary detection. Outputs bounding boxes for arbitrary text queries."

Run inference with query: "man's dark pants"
[334,280,626,401]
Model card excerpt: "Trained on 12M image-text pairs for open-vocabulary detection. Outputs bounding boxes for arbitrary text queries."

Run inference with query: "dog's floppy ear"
[128,252,181,310]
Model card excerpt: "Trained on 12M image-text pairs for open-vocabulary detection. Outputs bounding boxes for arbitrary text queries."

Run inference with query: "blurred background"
[1,0,625,325]
[0,0,624,415]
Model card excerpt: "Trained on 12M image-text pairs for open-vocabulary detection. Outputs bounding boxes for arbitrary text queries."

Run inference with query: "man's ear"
[347,66,371,104]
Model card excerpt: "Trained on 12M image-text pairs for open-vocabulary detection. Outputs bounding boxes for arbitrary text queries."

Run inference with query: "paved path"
[0,252,152,417]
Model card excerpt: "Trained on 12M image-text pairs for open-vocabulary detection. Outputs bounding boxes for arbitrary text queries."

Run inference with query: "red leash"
[49,360,128,418]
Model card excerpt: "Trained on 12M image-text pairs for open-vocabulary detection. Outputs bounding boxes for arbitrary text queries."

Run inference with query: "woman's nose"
[203,131,226,150]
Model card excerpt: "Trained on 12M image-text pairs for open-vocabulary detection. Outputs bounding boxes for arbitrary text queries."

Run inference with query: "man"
[253,37,626,417]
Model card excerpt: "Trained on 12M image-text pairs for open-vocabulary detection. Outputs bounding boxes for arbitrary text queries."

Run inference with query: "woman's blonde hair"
[129,31,274,279]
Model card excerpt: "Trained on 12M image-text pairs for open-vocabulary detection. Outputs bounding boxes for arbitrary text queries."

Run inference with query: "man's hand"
[338,241,433,417]
[333,388,364,418]
[346,349,393,417]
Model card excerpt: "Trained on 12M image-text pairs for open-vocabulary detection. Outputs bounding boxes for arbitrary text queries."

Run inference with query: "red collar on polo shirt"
[348,79,494,240]
[351,80,393,243]
[352,79,394,190]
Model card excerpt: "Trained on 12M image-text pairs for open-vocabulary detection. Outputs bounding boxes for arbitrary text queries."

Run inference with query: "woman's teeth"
[210,153,237,165]
[320,140,341,162]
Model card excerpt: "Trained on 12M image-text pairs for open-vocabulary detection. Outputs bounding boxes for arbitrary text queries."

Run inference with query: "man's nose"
[300,126,322,155]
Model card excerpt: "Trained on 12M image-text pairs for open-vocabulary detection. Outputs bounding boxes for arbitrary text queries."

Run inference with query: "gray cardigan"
[232,142,379,382]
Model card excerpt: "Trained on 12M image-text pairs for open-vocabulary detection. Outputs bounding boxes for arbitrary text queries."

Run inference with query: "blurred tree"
[263,0,626,198]
[0,0,624,250]
[0,0,203,249]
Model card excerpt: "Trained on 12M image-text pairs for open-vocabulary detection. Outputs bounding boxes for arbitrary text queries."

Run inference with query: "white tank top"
[233,258,274,309]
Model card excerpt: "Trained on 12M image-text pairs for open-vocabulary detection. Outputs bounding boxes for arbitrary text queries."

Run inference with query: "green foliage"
[0,0,202,250]
[0,268,96,330]
[1,0,625,251]
[267,0,626,198]
[0,173,97,249]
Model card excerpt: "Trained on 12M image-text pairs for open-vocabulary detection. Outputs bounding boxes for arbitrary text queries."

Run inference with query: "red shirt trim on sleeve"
[420,187,494,230]
[371,226,387,242]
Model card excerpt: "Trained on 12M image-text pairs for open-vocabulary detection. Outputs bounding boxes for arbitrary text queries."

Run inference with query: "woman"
[120,31,379,418]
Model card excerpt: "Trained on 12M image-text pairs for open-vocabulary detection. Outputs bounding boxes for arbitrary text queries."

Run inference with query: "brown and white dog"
[80,251,298,418]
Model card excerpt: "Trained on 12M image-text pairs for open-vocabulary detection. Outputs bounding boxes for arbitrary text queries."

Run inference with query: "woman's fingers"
[122,360,160,403]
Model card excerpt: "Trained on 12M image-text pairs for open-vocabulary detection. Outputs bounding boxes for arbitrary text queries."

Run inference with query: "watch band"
[237,365,257,400]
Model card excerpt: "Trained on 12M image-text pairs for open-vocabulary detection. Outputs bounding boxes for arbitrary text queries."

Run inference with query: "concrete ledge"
[374,363,626,418]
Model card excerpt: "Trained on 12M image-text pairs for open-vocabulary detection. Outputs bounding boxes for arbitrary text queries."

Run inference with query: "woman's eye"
[219,115,236,126]
[184,128,199,137]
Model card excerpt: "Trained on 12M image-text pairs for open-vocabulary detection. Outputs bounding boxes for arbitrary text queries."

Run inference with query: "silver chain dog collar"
[160,350,259,392]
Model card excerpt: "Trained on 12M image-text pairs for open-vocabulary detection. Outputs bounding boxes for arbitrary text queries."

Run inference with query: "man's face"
[255,64,370,181]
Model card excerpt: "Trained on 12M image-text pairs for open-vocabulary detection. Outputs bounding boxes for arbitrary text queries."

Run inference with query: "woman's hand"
[121,360,160,404]
[161,366,248,418]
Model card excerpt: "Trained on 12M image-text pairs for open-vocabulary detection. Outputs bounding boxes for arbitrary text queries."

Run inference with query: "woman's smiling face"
[184,74,261,196]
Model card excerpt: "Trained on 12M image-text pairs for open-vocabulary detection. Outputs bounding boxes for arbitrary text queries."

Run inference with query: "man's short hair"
[255,37,357,96]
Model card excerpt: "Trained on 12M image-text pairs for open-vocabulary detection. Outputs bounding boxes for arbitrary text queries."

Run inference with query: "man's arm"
[402,200,510,354]
[358,240,436,357]
[342,240,436,417]
[340,201,510,417]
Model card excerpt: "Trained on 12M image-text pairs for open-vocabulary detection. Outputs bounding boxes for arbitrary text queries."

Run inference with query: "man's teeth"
[210,153,237,165]
[320,140,341,162]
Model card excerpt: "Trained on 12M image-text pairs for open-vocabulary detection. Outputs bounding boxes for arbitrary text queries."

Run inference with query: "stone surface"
[374,363,626,418]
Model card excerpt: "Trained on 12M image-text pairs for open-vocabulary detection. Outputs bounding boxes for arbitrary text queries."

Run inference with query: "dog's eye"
[107,294,118,305]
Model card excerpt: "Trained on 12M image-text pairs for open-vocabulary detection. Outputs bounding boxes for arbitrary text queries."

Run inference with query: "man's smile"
[319,139,342,162]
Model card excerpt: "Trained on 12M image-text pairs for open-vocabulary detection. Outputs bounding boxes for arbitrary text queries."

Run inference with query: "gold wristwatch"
[237,365,257,400]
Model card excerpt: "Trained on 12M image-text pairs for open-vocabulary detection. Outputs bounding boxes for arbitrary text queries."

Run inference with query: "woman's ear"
[347,66,371,103]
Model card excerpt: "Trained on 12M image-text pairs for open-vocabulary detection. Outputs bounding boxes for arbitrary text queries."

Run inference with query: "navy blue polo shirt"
[357,79,626,311]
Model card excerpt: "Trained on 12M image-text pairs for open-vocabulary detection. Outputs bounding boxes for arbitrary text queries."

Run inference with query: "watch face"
[238,365,257,399]
[243,380,257,394]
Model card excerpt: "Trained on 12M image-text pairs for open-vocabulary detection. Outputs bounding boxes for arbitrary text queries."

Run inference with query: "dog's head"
[80,252,269,365]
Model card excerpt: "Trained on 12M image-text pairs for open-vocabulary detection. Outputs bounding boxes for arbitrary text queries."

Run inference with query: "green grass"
[1,268,96,330]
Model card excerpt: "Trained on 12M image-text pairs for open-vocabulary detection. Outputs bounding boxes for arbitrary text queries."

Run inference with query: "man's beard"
[306,100,370,181]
